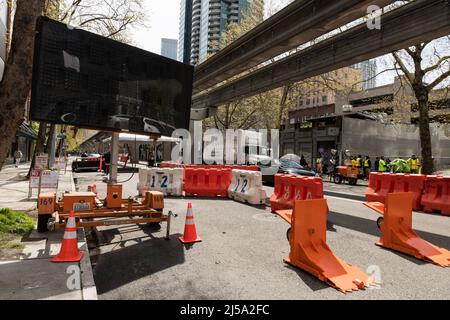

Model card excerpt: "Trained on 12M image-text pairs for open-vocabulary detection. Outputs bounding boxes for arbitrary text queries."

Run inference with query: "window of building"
[306,99,310,105]
[322,96,327,103]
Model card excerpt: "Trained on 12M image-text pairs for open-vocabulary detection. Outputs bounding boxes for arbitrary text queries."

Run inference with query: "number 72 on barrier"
[233,177,248,193]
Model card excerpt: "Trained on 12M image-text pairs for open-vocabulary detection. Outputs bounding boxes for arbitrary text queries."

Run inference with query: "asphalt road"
[74,171,450,300]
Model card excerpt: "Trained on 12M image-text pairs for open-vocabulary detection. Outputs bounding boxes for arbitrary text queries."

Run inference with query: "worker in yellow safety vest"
[407,155,421,174]
[351,157,357,167]
[378,156,387,172]
[363,156,371,180]
[316,157,323,175]
[356,155,363,177]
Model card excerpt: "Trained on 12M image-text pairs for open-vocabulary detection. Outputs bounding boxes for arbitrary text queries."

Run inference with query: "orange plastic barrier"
[366,173,429,211]
[421,176,450,216]
[392,174,426,211]
[283,199,377,293]
[270,174,323,212]
[184,168,232,197]
[366,192,450,267]
[159,162,260,171]
[365,172,396,203]
[160,162,183,168]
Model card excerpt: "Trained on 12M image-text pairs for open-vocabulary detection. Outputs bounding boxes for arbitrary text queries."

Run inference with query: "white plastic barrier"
[137,168,148,195]
[143,168,184,196]
[228,169,267,205]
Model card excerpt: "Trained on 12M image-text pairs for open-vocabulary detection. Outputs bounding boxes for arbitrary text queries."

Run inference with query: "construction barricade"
[365,172,396,203]
[392,174,426,211]
[269,174,323,212]
[160,162,184,168]
[142,168,184,196]
[421,176,450,216]
[279,198,377,292]
[365,192,450,267]
[228,169,267,205]
[184,167,232,197]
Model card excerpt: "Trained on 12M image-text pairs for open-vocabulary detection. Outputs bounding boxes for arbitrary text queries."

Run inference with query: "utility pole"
[48,125,57,169]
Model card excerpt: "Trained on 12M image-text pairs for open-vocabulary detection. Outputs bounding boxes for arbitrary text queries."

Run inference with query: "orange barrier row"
[366,173,426,211]
[365,193,450,267]
[184,168,232,197]
[421,176,450,216]
[270,174,323,212]
[280,199,377,292]
[159,162,259,171]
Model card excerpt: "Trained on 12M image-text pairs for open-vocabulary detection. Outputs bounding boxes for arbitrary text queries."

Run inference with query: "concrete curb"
[78,228,98,300]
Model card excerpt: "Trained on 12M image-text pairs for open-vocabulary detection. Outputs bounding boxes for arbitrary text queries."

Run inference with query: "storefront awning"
[17,122,38,140]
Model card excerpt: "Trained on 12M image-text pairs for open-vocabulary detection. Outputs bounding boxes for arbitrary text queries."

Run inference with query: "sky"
[131,0,292,55]
[130,1,448,88]
[131,1,181,55]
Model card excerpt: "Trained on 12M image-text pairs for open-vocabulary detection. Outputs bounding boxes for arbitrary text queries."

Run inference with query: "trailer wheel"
[286,227,292,242]
[376,217,384,230]
[333,174,342,184]
[37,214,51,233]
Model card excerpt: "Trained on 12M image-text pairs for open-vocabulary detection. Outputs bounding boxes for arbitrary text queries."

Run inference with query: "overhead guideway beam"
[193,0,450,110]
[193,0,395,93]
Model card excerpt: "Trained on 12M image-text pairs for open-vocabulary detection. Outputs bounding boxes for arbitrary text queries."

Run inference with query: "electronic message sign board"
[31,17,194,136]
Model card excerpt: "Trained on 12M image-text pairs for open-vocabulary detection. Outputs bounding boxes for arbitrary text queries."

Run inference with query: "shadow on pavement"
[284,264,330,292]
[93,230,185,295]
[328,211,450,264]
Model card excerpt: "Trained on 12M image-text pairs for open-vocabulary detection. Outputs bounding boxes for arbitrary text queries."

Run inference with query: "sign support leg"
[110,132,119,184]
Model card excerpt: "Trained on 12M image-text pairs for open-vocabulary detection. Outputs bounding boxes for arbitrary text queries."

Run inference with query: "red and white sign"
[35,154,49,170]
[39,170,59,188]
[29,170,42,188]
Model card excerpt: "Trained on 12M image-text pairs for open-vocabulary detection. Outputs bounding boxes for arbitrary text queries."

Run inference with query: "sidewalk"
[0,162,37,211]
[0,161,97,300]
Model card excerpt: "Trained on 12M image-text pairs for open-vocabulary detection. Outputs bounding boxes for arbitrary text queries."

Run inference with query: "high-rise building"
[354,60,377,90]
[178,0,193,64]
[179,0,264,66]
[161,38,178,60]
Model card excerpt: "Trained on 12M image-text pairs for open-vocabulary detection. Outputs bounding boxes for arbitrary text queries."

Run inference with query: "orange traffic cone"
[179,203,202,244]
[52,211,84,263]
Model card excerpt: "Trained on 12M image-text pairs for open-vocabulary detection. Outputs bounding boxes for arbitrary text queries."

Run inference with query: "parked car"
[260,159,318,185]
[72,154,102,173]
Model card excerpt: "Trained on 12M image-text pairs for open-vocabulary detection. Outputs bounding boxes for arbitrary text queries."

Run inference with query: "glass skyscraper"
[178,0,193,64]
[354,60,378,90]
[178,0,264,65]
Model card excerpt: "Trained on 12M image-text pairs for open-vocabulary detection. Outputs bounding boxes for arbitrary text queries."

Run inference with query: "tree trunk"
[0,0,45,169]
[277,85,291,129]
[417,91,434,174]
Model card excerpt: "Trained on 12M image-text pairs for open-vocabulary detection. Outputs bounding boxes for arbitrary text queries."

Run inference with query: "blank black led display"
[31,17,194,136]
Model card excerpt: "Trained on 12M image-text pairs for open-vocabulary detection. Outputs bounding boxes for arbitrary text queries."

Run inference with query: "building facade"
[161,38,178,60]
[180,0,264,65]
[285,67,362,129]
[280,74,450,170]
